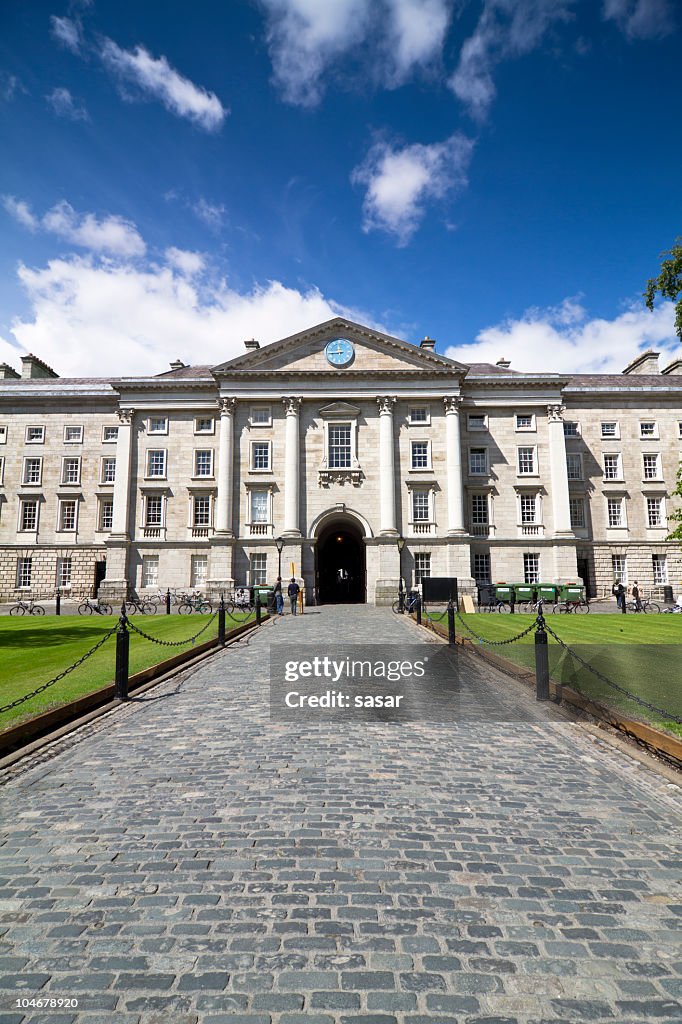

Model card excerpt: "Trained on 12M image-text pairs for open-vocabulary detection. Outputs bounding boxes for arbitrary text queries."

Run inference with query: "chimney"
[20,354,59,379]
[244,338,260,351]
[661,358,682,375]
[420,336,436,351]
[0,363,20,380]
[169,359,186,371]
[622,350,660,375]
[496,357,511,369]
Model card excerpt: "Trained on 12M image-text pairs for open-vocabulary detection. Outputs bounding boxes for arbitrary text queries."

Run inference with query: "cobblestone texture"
[0,607,680,1023]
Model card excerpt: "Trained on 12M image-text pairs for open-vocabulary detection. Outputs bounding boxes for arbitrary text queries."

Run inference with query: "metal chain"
[424,609,449,623]
[0,625,118,716]
[127,610,218,647]
[543,621,682,724]
[455,609,537,646]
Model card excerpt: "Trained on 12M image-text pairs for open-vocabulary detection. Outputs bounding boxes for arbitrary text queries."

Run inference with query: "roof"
[155,364,214,379]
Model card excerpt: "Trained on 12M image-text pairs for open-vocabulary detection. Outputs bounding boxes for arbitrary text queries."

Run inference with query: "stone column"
[215,398,235,535]
[444,396,466,535]
[283,397,302,537]
[547,403,577,582]
[111,408,134,537]
[377,396,397,536]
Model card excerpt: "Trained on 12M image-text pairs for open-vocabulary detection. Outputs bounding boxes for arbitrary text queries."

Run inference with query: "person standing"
[287,577,300,615]
[612,579,626,613]
[273,576,284,616]
[632,580,642,612]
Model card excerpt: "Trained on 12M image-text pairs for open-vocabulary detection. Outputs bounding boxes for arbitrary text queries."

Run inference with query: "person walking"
[287,577,300,615]
[612,579,626,614]
[273,576,284,616]
[631,580,642,612]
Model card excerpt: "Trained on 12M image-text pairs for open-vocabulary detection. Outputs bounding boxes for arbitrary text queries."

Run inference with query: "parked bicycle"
[552,598,589,614]
[123,598,157,615]
[178,593,213,615]
[519,598,545,615]
[481,598,510,613]
[392,592,421,614]
[626,597,660,614]
[9,597,45,616]
[78,599,114,616]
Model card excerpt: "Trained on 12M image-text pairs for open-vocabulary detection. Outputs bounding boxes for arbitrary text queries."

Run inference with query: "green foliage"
[644,236,682,340]
[667,463,682,545]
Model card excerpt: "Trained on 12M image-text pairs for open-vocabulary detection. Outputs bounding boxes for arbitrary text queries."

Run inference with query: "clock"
[325,338,355,368]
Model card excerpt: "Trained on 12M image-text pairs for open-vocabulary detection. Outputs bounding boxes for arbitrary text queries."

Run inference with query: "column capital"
[443,395,464,414]
[117,407,134,425]
[218,397,236,416]
[547,403,565,423]
[282,396,302,415]
[376,396,396,415]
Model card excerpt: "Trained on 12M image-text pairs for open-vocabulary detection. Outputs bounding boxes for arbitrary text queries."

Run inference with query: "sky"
[0,0,680,378]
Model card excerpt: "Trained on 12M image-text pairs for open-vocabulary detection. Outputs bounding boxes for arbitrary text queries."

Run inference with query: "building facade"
[0,318,681,604]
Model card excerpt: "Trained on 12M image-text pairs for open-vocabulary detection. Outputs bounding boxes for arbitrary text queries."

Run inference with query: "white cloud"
[352,133,474,245]
[444,297,680,373]
[164,247,204,276]
[191,197,227,230]
[99,39,228,131]
[449,0,575,120]
[46,86,89,121]
[50,15,83,53]
[1,73,25,102]
[3,253,374,377]
[602,0,675,39]
[3,197,146,257]
[257,0,451,106]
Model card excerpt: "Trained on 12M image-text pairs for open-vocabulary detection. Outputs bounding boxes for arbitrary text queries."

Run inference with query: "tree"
[668,466,682,546]
[644,236,682,341]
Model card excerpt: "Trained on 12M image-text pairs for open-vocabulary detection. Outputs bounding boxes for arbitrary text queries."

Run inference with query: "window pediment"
[318,401,361,419]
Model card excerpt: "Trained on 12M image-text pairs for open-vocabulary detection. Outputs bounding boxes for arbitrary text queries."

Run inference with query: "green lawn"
[441,611,682,735]
[0,611,253,731]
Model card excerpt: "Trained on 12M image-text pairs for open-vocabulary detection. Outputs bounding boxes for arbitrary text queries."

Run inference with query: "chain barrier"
[543,621,682,724]
[127,610,219,648]
[0,624,118,715]
[454,609,537,646]
[424,609,449,623]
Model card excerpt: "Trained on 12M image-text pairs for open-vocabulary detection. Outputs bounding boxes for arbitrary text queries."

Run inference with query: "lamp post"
[397,535,406,612]
[275,536,284,580]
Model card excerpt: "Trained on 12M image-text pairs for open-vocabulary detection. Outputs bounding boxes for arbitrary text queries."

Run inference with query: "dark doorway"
[577,556,593,598]
[316,520,366,604]
[94,559,107,596]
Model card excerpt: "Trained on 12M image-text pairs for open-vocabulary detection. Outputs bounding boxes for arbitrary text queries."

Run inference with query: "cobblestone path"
[0,607,680,1024]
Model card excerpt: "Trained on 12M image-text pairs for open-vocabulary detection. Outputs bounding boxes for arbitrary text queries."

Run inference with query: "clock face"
[325,338,355,368]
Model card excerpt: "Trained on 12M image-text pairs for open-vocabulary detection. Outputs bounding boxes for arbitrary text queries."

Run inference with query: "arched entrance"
[315,517,366,604]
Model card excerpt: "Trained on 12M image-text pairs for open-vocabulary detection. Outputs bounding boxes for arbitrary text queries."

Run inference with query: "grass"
[432,610,682,734]
[0,610,253,731]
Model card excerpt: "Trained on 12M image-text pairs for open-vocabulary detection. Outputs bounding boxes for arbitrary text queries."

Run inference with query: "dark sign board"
[422,577,458,604]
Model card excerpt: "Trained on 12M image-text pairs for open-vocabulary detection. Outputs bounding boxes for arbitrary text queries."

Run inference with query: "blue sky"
[0,0,680,377]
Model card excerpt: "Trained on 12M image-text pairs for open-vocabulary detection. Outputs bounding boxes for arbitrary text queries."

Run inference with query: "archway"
[315,518,366,604]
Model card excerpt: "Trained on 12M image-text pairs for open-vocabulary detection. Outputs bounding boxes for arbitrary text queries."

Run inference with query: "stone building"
[0,318,680,603]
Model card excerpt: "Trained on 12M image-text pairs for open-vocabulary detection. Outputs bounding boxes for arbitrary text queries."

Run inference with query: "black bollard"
[416,597,422,626]
[535,612,550,701]
[398,578,404,613]
[55,587,61,616]
[218,594,226,646]
[166,588,171,615]
[255,595,261,625]
[447,599,456,645]
[510,587,515,614]
[115,604,130,702]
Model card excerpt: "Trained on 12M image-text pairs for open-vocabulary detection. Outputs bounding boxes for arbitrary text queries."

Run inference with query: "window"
[194,417,214,434]
[250,489,269,523]
[145,495,164,527]
[517,447,536,475]
[472,552,491,584]
[194,449,214,477]
[410,441,430,470]
[640,421,658,439]
[23,457,42,485]
[642,454,661,480]
[148,416,168,435]
[679,421,682,439]
[652,555,668,585]
[99,498,113,531]
[142,555,159,588]
[56,557,72,590]
[469,448,487,475]
[0,456,4,484]
[520,494,537,523]
[412,489,430,522]
[251,553,267,586]
[523,553,540,584]
[607,497,624,527]
[515,413,535,431]
[0,425,6,444]
[102,425,119,443]
[146,450,167,478]
[612,554,627,584]
[414,553,431,584]
[58,499,77,531]
[193,495,211,527]
[251,441,271,471]
[471,494,488,525]
[64,425,83,443]
[61,457,81,485]
[101,457,116,483]
[563,421,580,437]
[569,497,585,528]
[566,453,583,480]
[191,555,208,588]
[328,425,351,469]
[601,421,619,439]
[250,405,271,426]
[408,406,429,425]
[17,557,32,589]
[603,453,622,480]
[25,425,45,443]
[468,413,486,430]
[647,497,665,528]
[20,500,38,531]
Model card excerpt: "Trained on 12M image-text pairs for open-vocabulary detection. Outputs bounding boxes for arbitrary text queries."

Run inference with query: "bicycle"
[9,597,45,616]
[78,599,114,616]
[519,599,545,615]
[178,593,213,615]
[552,599,589,614]
[392,593,421,614]
[481,599,510,613]
[626,597,660,614]
[123,598,157,615]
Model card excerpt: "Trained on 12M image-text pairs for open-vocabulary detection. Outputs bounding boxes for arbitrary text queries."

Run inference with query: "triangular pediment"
[318,401,361,419]
[211,318,468,376]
